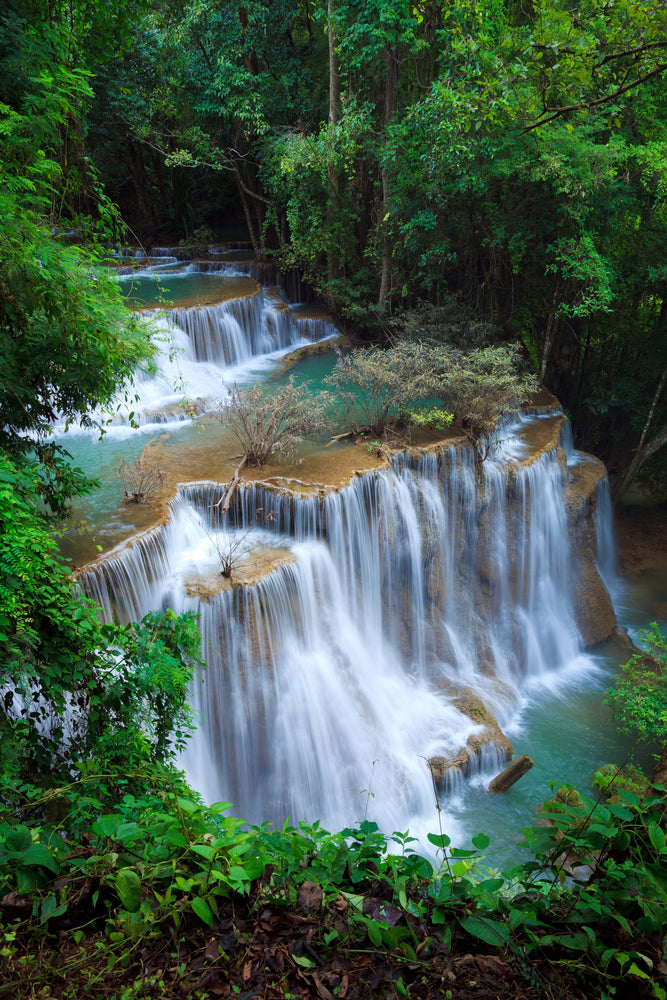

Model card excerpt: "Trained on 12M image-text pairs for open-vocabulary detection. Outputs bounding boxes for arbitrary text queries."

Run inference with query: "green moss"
[593,763,651,802]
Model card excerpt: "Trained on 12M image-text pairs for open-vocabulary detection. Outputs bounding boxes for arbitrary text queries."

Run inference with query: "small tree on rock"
[217,378,332,467]
[431,343,539,444]
[325,343,445,436]
[326,341,537,443]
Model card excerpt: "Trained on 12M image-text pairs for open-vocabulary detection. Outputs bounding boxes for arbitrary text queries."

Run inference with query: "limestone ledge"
[183,546,297,601]
[79,402,616,646]
[428,688,513,785]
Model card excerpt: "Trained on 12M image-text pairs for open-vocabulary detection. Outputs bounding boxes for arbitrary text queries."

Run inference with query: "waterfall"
[189,259,306,300]
[50,275,337,436]
[167,288,336,368]
[79,425,614,839]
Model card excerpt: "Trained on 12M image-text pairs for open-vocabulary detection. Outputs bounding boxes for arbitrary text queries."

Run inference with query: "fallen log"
[324,430,356,448]
[210,455,247,514]
[488,754,534,793]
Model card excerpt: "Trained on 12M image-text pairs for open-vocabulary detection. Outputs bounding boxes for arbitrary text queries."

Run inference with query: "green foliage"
[0,195,154,513]
[327,341,536,441]
[2,777,667,998]
[606,624,667,743]
[593,763,652,803]
[0,452,204,798]
[0,4,156,514]
[403,407,454,432]
[325,344,440,435]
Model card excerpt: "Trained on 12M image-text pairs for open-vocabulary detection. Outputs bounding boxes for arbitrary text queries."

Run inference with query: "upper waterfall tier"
[78,415,616,838]
[52,274,339,435]
[167,288,337,368]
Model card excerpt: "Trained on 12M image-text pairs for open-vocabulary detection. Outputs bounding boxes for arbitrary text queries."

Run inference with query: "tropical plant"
[606,623,667,784]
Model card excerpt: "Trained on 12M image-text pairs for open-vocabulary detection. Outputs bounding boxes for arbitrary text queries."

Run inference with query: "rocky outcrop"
[564,457,616,646]
[428,689,513,786]
[183,545,296,602]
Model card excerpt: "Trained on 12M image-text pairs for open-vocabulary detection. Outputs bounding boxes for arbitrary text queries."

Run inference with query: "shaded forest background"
[2,0,667,493]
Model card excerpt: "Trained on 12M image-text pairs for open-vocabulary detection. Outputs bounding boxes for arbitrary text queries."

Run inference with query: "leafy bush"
[327,341,537,441]
[326,343,440,435]
[402,405,454,431]
[1,779,667,999]
[431,343,539,443]
[0,453,204,801]
[0,194,154,514]
[606,624,667,744]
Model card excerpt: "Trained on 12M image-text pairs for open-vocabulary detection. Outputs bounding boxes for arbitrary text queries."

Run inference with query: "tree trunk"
[540,287,561,382]
[378,42,398,310]
[127,141,152,229]
[236,173,260,259]
[328,0,339,128]
[325,0,340,306]
[488,754,534,793]
[613,365,667,504]
[612,420,667,505]
[238,7,259,76]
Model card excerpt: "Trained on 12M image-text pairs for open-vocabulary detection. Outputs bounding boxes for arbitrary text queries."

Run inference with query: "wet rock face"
[565,457,616,646]
[428,689,513,786]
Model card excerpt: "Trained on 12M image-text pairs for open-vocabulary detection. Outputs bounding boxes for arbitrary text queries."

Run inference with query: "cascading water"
[50,269,337,436]
[167,288,336,368]
[80,421,615,843]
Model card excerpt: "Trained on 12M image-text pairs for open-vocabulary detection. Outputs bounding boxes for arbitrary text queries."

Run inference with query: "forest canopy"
[3,0,664,491]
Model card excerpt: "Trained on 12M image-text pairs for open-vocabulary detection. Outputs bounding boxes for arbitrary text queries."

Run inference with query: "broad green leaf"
[627,962,650,980]
[472,833,490,850]
[459,916,509,946]
[558,933,590,951]
[93,815,121,839]
[115,868,142,912]
[367,920,383,946]
[427,832,451,849]
[190,844,216,861]
[209,801,233,815]
[115,822,143,844]
[292,954,316,968]
[191,896,214,927]
[648,825,666,852]
[5,826,31,852]
[23,844,59,873]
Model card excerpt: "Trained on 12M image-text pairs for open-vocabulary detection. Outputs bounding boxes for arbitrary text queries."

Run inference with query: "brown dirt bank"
[614,504,667,580]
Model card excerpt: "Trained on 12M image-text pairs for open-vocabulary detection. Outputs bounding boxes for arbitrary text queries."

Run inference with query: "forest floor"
[4,883,661,1000]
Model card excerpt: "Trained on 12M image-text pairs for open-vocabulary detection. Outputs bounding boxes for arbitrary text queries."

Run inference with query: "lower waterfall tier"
[79,415,616,841]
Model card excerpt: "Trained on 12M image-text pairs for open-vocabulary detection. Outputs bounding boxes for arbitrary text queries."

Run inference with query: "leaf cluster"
[1,777,667,998]
[606,624,667,743]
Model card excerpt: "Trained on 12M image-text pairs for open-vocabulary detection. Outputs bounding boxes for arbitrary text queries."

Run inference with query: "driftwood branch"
[210,456,247,514]
[488,754,534,793]
[323,430,357,448]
